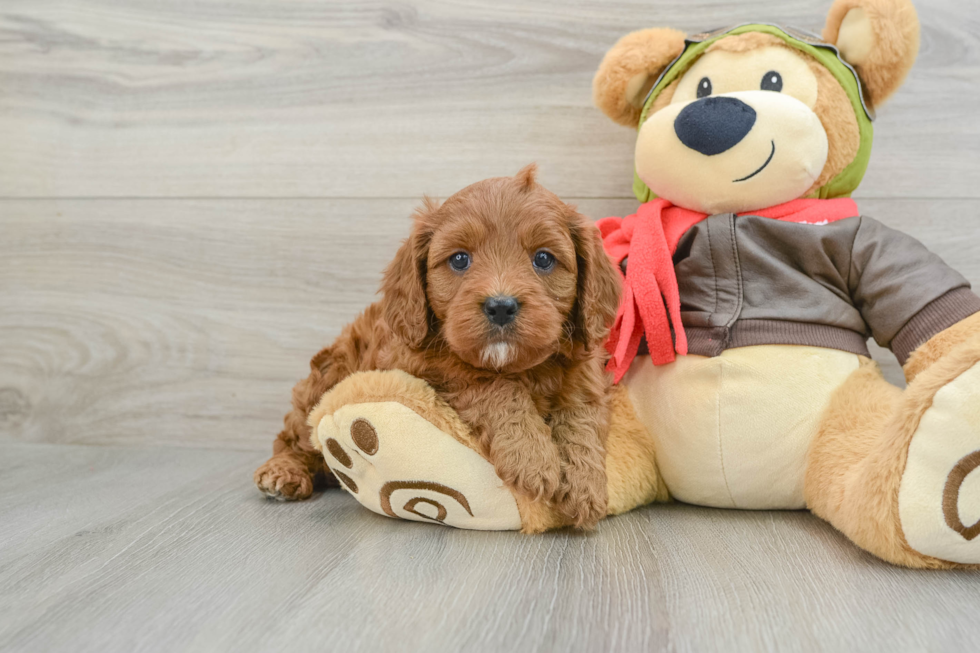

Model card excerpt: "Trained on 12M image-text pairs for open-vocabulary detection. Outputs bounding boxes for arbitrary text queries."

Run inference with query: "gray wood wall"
[2,0,978,452]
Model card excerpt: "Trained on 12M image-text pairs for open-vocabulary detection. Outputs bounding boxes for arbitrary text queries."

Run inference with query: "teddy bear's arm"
[846,216,980,365]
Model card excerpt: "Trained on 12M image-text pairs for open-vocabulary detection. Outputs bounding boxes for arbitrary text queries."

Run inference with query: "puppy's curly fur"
[254,165,622,528]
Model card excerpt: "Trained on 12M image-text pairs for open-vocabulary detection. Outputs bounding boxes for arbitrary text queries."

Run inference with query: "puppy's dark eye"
[532,250,556,272]
[696,77,712,98]
[761,71,783,92]
[448,251,471,272]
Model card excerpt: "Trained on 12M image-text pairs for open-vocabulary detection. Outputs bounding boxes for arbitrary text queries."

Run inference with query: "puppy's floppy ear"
[593,28,687,128]
[823,0,920,107]
[381,197,439,348]
[567,207,622,350]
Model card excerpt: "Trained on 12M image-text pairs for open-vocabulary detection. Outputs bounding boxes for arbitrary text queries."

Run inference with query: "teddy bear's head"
[593,0,920,214]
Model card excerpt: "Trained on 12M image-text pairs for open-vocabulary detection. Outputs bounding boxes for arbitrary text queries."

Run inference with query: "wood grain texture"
[0,0,978,199]
[3,198,976,449]
[0,442,977,653]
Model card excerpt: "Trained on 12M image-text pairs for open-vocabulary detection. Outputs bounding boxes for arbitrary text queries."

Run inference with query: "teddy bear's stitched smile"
[733,140,776,182]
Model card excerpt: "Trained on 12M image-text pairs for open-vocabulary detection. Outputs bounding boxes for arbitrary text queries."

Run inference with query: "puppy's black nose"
[483,295,520,327]
[674,97,757,156]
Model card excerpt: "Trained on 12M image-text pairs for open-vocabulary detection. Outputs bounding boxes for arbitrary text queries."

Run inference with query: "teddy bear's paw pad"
[314,402,522,531]
[899,362,980,564]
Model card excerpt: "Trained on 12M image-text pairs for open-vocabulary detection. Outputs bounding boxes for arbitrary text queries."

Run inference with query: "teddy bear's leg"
[605,384,671,514]
[806,327,980,568]
[307,370,667,532]
[308,369,525,531]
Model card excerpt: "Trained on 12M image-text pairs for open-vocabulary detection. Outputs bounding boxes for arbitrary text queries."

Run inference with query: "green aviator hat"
[633,23,875,204]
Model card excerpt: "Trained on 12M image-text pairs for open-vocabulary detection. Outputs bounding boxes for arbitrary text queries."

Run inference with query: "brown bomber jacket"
[631,213,980,364]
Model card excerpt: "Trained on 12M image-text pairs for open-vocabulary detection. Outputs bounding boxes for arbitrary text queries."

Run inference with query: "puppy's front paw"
[493,441,562,504]
[254,458,314,501]
[556,462,608,530]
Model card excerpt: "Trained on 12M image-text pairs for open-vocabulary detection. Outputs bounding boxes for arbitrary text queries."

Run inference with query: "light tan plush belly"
[625,345,861,509]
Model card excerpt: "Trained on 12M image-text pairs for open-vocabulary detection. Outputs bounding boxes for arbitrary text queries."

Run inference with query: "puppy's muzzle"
[483,295,520,327]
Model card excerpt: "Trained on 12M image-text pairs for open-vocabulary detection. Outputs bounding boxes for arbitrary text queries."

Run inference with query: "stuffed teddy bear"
[306,0,980,568]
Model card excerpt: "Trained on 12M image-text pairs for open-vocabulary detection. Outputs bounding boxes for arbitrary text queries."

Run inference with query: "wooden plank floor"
[2,442,979,653]
[2,0,979,650]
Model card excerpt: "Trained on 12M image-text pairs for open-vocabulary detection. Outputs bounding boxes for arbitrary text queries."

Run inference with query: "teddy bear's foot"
[308,371,523,530]
[899,355,980,564]
[316,404,523,529]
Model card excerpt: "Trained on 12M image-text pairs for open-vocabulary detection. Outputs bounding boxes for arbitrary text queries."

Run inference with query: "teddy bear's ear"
[823,0,920,107]
[593,28,687,128]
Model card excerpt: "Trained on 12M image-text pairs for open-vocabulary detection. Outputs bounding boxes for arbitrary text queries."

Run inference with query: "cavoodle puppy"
[254,165,622,528]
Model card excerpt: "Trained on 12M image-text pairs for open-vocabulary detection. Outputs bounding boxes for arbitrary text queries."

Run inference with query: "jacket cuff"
[891,287,980,365]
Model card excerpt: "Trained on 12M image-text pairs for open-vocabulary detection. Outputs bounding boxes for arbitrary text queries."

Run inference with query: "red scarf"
[597,197,860,382]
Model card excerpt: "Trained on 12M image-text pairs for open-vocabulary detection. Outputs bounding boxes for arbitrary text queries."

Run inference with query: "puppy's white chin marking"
[481,342,512,369]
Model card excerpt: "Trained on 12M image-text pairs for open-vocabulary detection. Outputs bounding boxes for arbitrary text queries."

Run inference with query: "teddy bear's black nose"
[674,97,757,156]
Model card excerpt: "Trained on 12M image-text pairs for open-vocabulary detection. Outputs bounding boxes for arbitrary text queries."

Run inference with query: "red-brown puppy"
[255,165,622,528]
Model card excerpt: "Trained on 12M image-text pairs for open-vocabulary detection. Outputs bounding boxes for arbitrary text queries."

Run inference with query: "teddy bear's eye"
[761,71,783,92]
[696,77,712,99]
